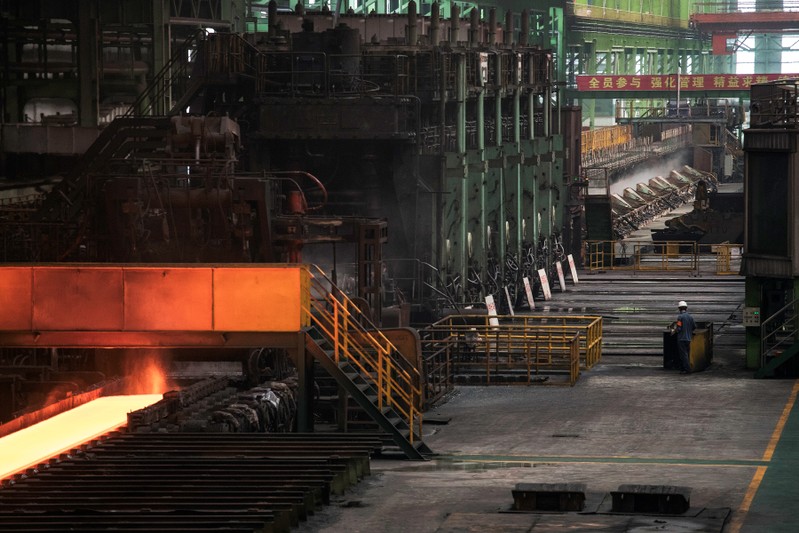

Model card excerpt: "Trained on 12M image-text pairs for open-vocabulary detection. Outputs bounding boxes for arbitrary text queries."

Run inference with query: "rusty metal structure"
[0,425,383,532]
[0,1,576,316]
[0,1,576,423]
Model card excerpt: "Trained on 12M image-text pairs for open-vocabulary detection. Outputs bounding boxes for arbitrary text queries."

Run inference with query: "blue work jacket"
[676,311,696,342]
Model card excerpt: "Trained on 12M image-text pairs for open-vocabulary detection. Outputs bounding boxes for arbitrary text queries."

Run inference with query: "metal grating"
[0,431,382,532]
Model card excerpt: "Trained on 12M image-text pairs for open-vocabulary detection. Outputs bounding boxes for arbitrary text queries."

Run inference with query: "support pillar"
[293,332,314,432]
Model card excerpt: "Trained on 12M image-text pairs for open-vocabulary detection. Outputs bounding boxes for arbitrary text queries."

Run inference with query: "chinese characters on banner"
[575,73,799,92]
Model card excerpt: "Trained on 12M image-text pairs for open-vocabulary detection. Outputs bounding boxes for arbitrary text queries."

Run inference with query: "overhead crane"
[691,2,799,33]
[690,1,799,55]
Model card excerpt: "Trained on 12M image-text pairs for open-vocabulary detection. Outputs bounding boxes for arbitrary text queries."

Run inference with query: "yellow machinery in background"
[663,321,714,372]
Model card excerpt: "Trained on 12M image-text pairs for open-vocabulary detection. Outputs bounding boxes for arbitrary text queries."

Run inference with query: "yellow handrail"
[428,314,603,371]
[421,314,600,387]
[587,240,697,271]
[304,265,423,443]
[587,240,743,274]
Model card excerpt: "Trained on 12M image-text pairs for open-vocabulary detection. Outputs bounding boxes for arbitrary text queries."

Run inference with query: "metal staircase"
[32,30,207,227]
[33,30,261,220]
[725,129,744,180]
[34,117,170,224]
[304,265,431,460]
[756,298,799,378]
[28,31,264,260]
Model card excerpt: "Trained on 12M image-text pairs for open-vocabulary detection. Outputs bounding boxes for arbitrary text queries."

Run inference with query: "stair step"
[385,416,403,428]
[306,314,428,460]
[356,383,373,394]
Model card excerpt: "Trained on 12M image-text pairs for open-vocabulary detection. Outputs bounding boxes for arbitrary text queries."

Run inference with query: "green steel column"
[537,88,549,250]
[531,92,538,244]
[222,0,242,32]
[497,93,506,262]
[544,87,551,144]
[755,0,782,73]
[672,49,680,75]
[514,86,521,144]
[754,34,783,74]
[495,86,505,263]
[679,0,691,23]
[625,47,633,74]
[437,43,448,279]
[513,86,522,255]
[458,57,466,153]
[585,41,597,128]
[549,6,564,83]
[478,90,485,150]
[458,53,468,286]
[495,95,502,147]
[528,91,535,141]
[543,156,553,244]
[478,87,487,275]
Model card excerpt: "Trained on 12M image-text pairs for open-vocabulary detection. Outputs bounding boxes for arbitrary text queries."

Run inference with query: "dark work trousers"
[678,340,691,372]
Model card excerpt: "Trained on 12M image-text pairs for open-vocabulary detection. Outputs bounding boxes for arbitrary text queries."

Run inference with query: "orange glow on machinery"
[0,394,162,481]
[122,351,174,395]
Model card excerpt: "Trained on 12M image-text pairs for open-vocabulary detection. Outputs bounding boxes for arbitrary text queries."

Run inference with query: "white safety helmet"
[678,301,688,308]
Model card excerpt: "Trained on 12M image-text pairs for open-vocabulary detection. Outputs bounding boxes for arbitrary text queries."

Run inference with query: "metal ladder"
[304,265,431,460]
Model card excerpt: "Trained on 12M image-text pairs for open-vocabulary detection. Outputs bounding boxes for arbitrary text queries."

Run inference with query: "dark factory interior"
[1,1,799,532]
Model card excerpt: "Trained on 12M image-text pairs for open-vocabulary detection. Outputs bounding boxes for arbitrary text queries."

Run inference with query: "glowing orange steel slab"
[0,394,162,480]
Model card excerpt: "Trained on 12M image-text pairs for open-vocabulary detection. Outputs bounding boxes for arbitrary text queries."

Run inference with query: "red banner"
[576,73,799,92]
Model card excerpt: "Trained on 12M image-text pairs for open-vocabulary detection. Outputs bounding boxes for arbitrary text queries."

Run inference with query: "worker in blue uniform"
[675,300,696,374]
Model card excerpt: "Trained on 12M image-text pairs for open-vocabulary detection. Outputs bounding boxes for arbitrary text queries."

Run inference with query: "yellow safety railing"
[581,125,632,157]
[421,314,603,387]
[430,314,602,369]
[304,264,423,442]
[587,240,698,272]
[636,242,698,271]
[699,243,744,275]
[588,240,744,275]
[568,2,689,29]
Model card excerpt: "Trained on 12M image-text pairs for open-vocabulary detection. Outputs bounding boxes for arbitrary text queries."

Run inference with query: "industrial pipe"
[505,10,513,46]
[268,1,277,36]
[430,2,440,46]
[469,8,479,45]
[450,2,459,45]
[520,9,529,46]
[408,0,418,46]
[489,8,496,45]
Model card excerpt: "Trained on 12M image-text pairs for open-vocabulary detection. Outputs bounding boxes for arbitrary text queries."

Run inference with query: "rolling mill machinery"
[0,2,578,431]
[1,1,578,318]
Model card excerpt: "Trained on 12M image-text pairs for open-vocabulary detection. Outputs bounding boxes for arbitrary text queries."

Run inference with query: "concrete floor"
[303,361,796,532]
[301,257,799,532]
[302,357,798,532]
